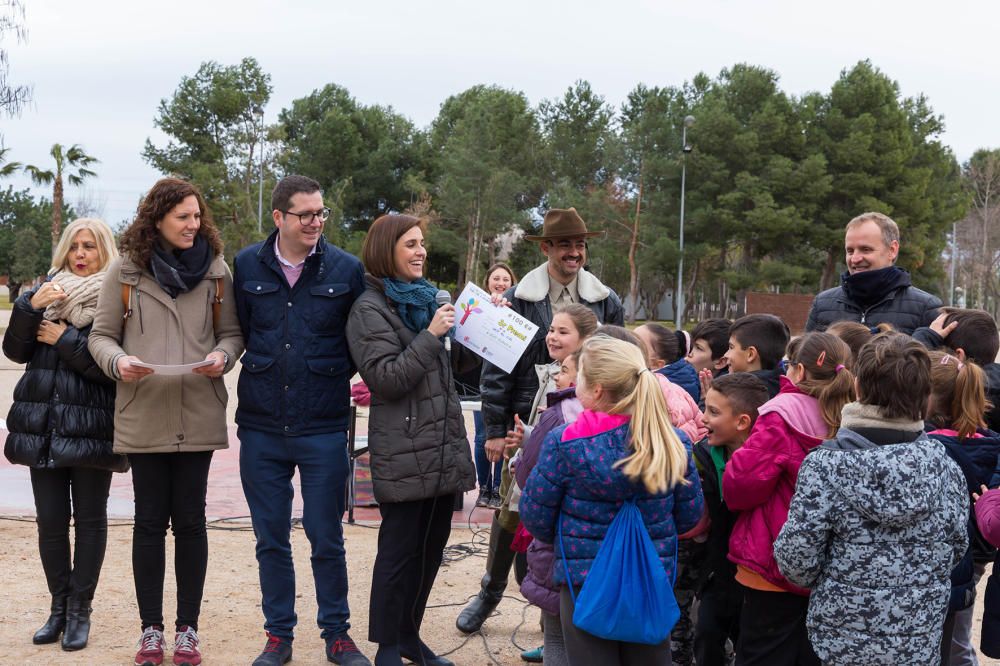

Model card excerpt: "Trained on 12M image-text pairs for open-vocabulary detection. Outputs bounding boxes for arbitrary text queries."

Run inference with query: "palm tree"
[0,146,21,177]
[24,143,99,246]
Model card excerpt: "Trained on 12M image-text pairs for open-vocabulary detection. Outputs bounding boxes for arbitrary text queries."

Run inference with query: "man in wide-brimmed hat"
[456,207,624,639]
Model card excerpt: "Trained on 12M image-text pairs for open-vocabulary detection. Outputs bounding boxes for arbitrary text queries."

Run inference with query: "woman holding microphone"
[347,214,476,666]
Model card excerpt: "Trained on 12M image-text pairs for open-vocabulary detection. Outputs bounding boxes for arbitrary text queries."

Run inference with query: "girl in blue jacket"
[521,335,704,665]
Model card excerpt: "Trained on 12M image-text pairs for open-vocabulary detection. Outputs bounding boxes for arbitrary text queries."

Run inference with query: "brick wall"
[745,292,815,335]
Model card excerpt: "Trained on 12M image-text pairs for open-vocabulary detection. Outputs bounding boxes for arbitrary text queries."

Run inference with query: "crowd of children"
[507,304,1000,666]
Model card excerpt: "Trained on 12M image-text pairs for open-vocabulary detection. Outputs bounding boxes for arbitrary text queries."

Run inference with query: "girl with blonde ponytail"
[583,335,690,492]
[520,336,704,663]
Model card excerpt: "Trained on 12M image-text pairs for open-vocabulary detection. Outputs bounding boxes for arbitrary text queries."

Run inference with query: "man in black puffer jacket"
[806,212,940,335]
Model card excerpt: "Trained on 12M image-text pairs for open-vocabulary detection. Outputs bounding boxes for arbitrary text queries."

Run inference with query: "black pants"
[128,451,213,632]
[735,587,819,666]
[695,574,743,666]
[559,585,672,665]
[30,466,113,601]
[368,495,454,645]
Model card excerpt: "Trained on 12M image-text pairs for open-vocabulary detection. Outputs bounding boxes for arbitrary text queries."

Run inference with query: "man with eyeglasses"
[233,175,370,666]
[456,207,624,641]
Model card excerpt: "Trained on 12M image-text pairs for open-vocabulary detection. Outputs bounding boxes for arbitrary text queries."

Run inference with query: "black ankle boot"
[455,517,516,634]
[32,596,68,644]
[61,596,92,651]
[399,635,454,666]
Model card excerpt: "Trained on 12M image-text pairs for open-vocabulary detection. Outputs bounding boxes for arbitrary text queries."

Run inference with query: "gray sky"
[3,0,997,228]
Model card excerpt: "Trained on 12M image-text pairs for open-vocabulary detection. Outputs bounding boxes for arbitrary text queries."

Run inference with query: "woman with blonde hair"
[3,217,127,652]
[521,336,704,665]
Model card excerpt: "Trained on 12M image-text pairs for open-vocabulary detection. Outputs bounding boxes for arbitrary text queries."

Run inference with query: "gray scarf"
[44,270,107,328]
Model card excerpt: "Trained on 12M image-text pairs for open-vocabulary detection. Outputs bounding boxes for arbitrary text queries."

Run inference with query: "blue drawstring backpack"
[558,498,680,645]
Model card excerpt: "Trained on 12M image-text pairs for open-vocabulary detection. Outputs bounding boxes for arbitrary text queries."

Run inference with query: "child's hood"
[821,429,954,529]
[757,376,827,440]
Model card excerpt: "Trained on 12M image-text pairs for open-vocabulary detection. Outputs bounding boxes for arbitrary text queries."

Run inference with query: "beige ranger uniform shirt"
[548,274,580,309]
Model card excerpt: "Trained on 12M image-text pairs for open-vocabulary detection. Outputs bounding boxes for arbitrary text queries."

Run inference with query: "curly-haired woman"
[88,178,243,666]
[3,217,128,653]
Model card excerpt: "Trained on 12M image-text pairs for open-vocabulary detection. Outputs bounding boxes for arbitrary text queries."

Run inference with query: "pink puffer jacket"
[723,377,826,595]
[656,374,707,444]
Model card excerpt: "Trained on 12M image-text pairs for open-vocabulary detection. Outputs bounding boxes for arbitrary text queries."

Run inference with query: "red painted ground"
[0,426,497,526]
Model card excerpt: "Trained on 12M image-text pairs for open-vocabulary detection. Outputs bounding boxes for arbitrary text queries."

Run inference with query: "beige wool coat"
[88,255,244,454]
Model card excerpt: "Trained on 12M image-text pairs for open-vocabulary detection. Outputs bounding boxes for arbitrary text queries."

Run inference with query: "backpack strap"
[557,513,578,605]
[121,277,222,331]
[121,283,132,323]
[212,276,223,331]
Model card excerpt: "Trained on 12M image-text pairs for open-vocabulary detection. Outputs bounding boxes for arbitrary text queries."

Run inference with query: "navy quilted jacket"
[233,232,365,435]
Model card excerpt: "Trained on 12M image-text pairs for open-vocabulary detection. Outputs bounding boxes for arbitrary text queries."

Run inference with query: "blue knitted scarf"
[382,277,439,333]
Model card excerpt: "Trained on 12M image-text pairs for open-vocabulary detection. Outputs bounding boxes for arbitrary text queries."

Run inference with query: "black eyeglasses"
[281,207,331,225]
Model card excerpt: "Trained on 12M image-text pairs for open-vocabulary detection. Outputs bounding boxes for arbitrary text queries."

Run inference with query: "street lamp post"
[949,221,957,306]
[253,105,265,234]
[675,115,695,327]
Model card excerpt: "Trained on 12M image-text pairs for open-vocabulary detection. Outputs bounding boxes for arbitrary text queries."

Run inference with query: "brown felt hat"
[523,207,604,242]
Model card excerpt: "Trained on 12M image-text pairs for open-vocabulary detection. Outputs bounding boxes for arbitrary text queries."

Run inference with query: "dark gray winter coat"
[774,425,968,665]
[346,278,476,504]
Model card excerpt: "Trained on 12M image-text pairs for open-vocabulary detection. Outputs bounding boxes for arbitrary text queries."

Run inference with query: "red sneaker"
[134,627,166,666]
[172,626,201,666]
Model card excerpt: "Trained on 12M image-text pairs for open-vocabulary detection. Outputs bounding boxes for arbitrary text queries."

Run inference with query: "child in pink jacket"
[722,332,855,666]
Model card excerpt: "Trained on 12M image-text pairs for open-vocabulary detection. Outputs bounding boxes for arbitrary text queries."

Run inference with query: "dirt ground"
[0,515,540,665]
[2,514,996,666]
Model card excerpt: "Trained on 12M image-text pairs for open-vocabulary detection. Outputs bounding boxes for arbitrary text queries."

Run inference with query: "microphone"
[435,289,452,352]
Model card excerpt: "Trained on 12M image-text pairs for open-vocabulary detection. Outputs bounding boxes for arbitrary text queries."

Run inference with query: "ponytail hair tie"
[835,364,845,374]
[941,354,965,371]
[637,367,651,377]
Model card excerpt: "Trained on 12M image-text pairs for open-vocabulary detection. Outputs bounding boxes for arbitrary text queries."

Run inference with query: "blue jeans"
[473,410,501,490]
[239,428,351,640]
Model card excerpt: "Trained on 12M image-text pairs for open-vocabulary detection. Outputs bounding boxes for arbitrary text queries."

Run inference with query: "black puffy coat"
[805,275,941,335]
[3,288,125,471]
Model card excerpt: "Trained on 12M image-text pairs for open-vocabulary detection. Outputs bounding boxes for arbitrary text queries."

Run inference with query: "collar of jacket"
[117,253,228,286]
[514,262,611,304]
[255,228,327,264]
[821,402,926,451]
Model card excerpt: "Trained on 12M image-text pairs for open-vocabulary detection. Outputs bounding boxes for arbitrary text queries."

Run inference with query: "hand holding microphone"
[432,289,454,350]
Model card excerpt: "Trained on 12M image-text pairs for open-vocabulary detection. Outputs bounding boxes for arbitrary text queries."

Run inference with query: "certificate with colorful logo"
[453,282,539,374]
